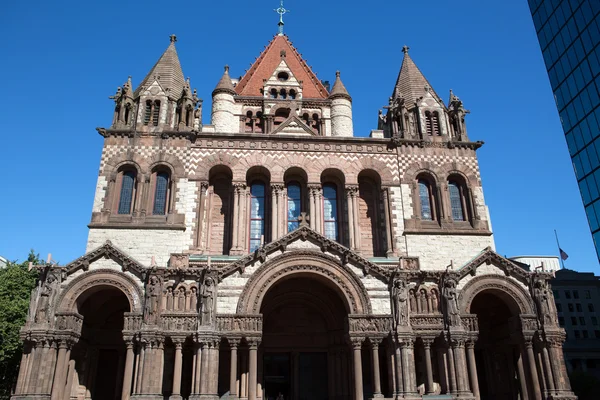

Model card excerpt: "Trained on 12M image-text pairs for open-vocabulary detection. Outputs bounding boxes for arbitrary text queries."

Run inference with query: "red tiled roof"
[235,35,329,99]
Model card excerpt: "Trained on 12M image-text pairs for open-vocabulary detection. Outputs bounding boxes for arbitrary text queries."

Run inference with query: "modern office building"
[528,0,600,259]
[551,268,600,378]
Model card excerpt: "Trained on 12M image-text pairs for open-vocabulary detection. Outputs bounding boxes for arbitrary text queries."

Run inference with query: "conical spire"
[393,46,442,108]
[212,65,237,96]
[329,71,351,101]
[134,34,185,99]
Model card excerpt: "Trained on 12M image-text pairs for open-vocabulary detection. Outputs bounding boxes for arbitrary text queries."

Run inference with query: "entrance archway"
[470,291,524,400]
[70,286,130,400]
[260,275,351,400]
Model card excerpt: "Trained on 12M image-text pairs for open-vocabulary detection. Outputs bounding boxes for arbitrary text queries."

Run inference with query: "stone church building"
[13,30,576,400]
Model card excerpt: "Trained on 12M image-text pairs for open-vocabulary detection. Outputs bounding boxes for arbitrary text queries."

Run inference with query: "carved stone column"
[436,344,449,394]
[196,181,209,250]
[446,343,457,394]
[192,341,202,395]
[345,186,356,250]
[121,340,135,400]
[15,342,31,395]
[271,184,279,240]
[400,339,417,396]
[308,185,316,230]
[423,339,435,395]
[547,333,573,394]
[350,338,364,400]
[381,187,394,257]
[229,339,240,397]
[135,342,146,394]
[351,185,361,251]
[465,340,480,400]
[394,343,404,396]
[516,347,529,400]
[541,346,555,392]
[248,339,260,400]
[524,337,541,400]
[231,183,243,253]
[370,339,383,398]
[50,339,71,400]
[386,341,396,397]
[450,337,470,396]
[209,340,221,396]
[172,340,184,399]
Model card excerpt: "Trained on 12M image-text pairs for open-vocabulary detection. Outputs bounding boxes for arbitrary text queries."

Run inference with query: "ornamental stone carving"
[144,275,162,325]
[200,276,216,326]
[531,274,558,328]
[391,278,409,328]
[169,253,189,270]
[33,270,61,324]
[442,275,461,328]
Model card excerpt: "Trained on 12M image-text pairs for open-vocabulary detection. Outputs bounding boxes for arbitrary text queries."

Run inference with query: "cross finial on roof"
[170,34,177,43]
[402,45,409,54]
[274,0,290,36]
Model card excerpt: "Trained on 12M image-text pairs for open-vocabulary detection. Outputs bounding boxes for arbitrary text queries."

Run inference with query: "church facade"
[13,32,576,400]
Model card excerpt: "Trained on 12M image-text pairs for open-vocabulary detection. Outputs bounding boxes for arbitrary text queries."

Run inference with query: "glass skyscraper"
[528,0,600,259]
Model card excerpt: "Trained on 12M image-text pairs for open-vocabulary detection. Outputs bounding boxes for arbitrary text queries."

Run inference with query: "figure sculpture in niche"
[200,277,215,325]
[532,276,556,327]
[391,278,409,327]
[144,275,161,324]
[442,276,461,327]
[34,273,58,323]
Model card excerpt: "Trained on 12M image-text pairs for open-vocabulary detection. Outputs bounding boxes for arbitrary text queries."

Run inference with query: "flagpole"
[554,229,566,269]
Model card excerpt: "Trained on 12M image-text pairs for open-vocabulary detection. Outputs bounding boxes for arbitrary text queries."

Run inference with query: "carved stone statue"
[34,273,59,323]
[391,278,409,327]
[442,276,461,327]
[200,277,215,325]
[532,277,556,327]
[144,276,161,324]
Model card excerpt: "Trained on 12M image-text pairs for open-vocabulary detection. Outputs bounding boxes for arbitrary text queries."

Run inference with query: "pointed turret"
[211,66,238,133]
[330,71,353,137]
[393,46,443,108]
[134,34,185,99]
[212,65,237,96]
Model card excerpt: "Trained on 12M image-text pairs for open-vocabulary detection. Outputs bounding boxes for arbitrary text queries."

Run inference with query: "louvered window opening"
[449,182,465,221]
[249,182,266,252]
[287,182,301,232]
[432,112,440,136]
[152,101,160,126]
[323,184,339,241]
[425,112,433,135]
[153,172,169,215]
[418,180,432,220]
[144,101,152,125]
[118,171,136,214]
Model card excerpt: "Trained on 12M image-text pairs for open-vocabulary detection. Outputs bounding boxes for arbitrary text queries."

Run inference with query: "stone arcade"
[13,31,576,400]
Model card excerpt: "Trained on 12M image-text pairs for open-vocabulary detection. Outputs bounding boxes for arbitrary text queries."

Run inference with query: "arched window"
[249,182,266,252]
[152,100,160,126]
[323,183,339,241]
[287,182,302,232]
[270,88,278,99]
[245,111,254,133]
[312,114,321,135]
[418,179,433,220]
[185,105,193,126]
[280,89,287,99]
[448,180,467,221]
[144,100,152,125]
[118,170,136,214]
[289,89,296,100]
[153,171,170,215]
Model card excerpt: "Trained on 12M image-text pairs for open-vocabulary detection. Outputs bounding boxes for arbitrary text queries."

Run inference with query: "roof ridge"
[394,46,444,108]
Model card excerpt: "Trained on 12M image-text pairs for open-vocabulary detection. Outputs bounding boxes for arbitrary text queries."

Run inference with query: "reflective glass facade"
[529,0,600,259]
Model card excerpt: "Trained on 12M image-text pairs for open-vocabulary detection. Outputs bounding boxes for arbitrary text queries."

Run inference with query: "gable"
[270,115,315,135]
[235,35,328,99]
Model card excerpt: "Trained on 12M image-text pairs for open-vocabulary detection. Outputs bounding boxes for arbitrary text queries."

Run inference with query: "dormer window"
[277,71,289,81]
[289,89,296,100]
[270,89,278,99]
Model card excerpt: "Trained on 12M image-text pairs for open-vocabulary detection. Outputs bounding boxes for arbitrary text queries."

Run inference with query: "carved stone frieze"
[347,315,392,335]
[161,312,198,331]
[54,311,83,335]
[169,253,190,270]
[217,314,263,334]
[123,312,143,332]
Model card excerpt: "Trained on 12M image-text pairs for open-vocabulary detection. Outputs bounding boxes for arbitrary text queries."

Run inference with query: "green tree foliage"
[0,251,39,399]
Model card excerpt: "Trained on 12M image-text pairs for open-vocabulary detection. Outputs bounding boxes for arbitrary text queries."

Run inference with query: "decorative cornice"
[390,137,484,151]
[217,225,391,282]
[457,247,530,281]
[64,240,147,277]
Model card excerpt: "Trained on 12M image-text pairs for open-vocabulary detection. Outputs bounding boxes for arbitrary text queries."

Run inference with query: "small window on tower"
[289,89,296,99]
[277,71,289,81]
[152,100,160,126]
[270,88,278,99]
[144,101,152,125]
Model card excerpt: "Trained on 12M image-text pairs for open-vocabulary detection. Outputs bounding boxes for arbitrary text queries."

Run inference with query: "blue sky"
[0,0,598,274]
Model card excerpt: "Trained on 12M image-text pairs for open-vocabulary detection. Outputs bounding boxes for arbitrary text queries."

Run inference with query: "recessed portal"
[260,276,349,400]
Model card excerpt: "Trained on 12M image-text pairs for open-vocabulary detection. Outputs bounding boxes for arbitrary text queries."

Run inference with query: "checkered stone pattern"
[99,144,191,174]
[397,152,480,180]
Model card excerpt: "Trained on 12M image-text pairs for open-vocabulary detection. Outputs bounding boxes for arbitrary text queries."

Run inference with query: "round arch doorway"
[69,286,130,400]
[471,290,527,400]
[260,276,351,400]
